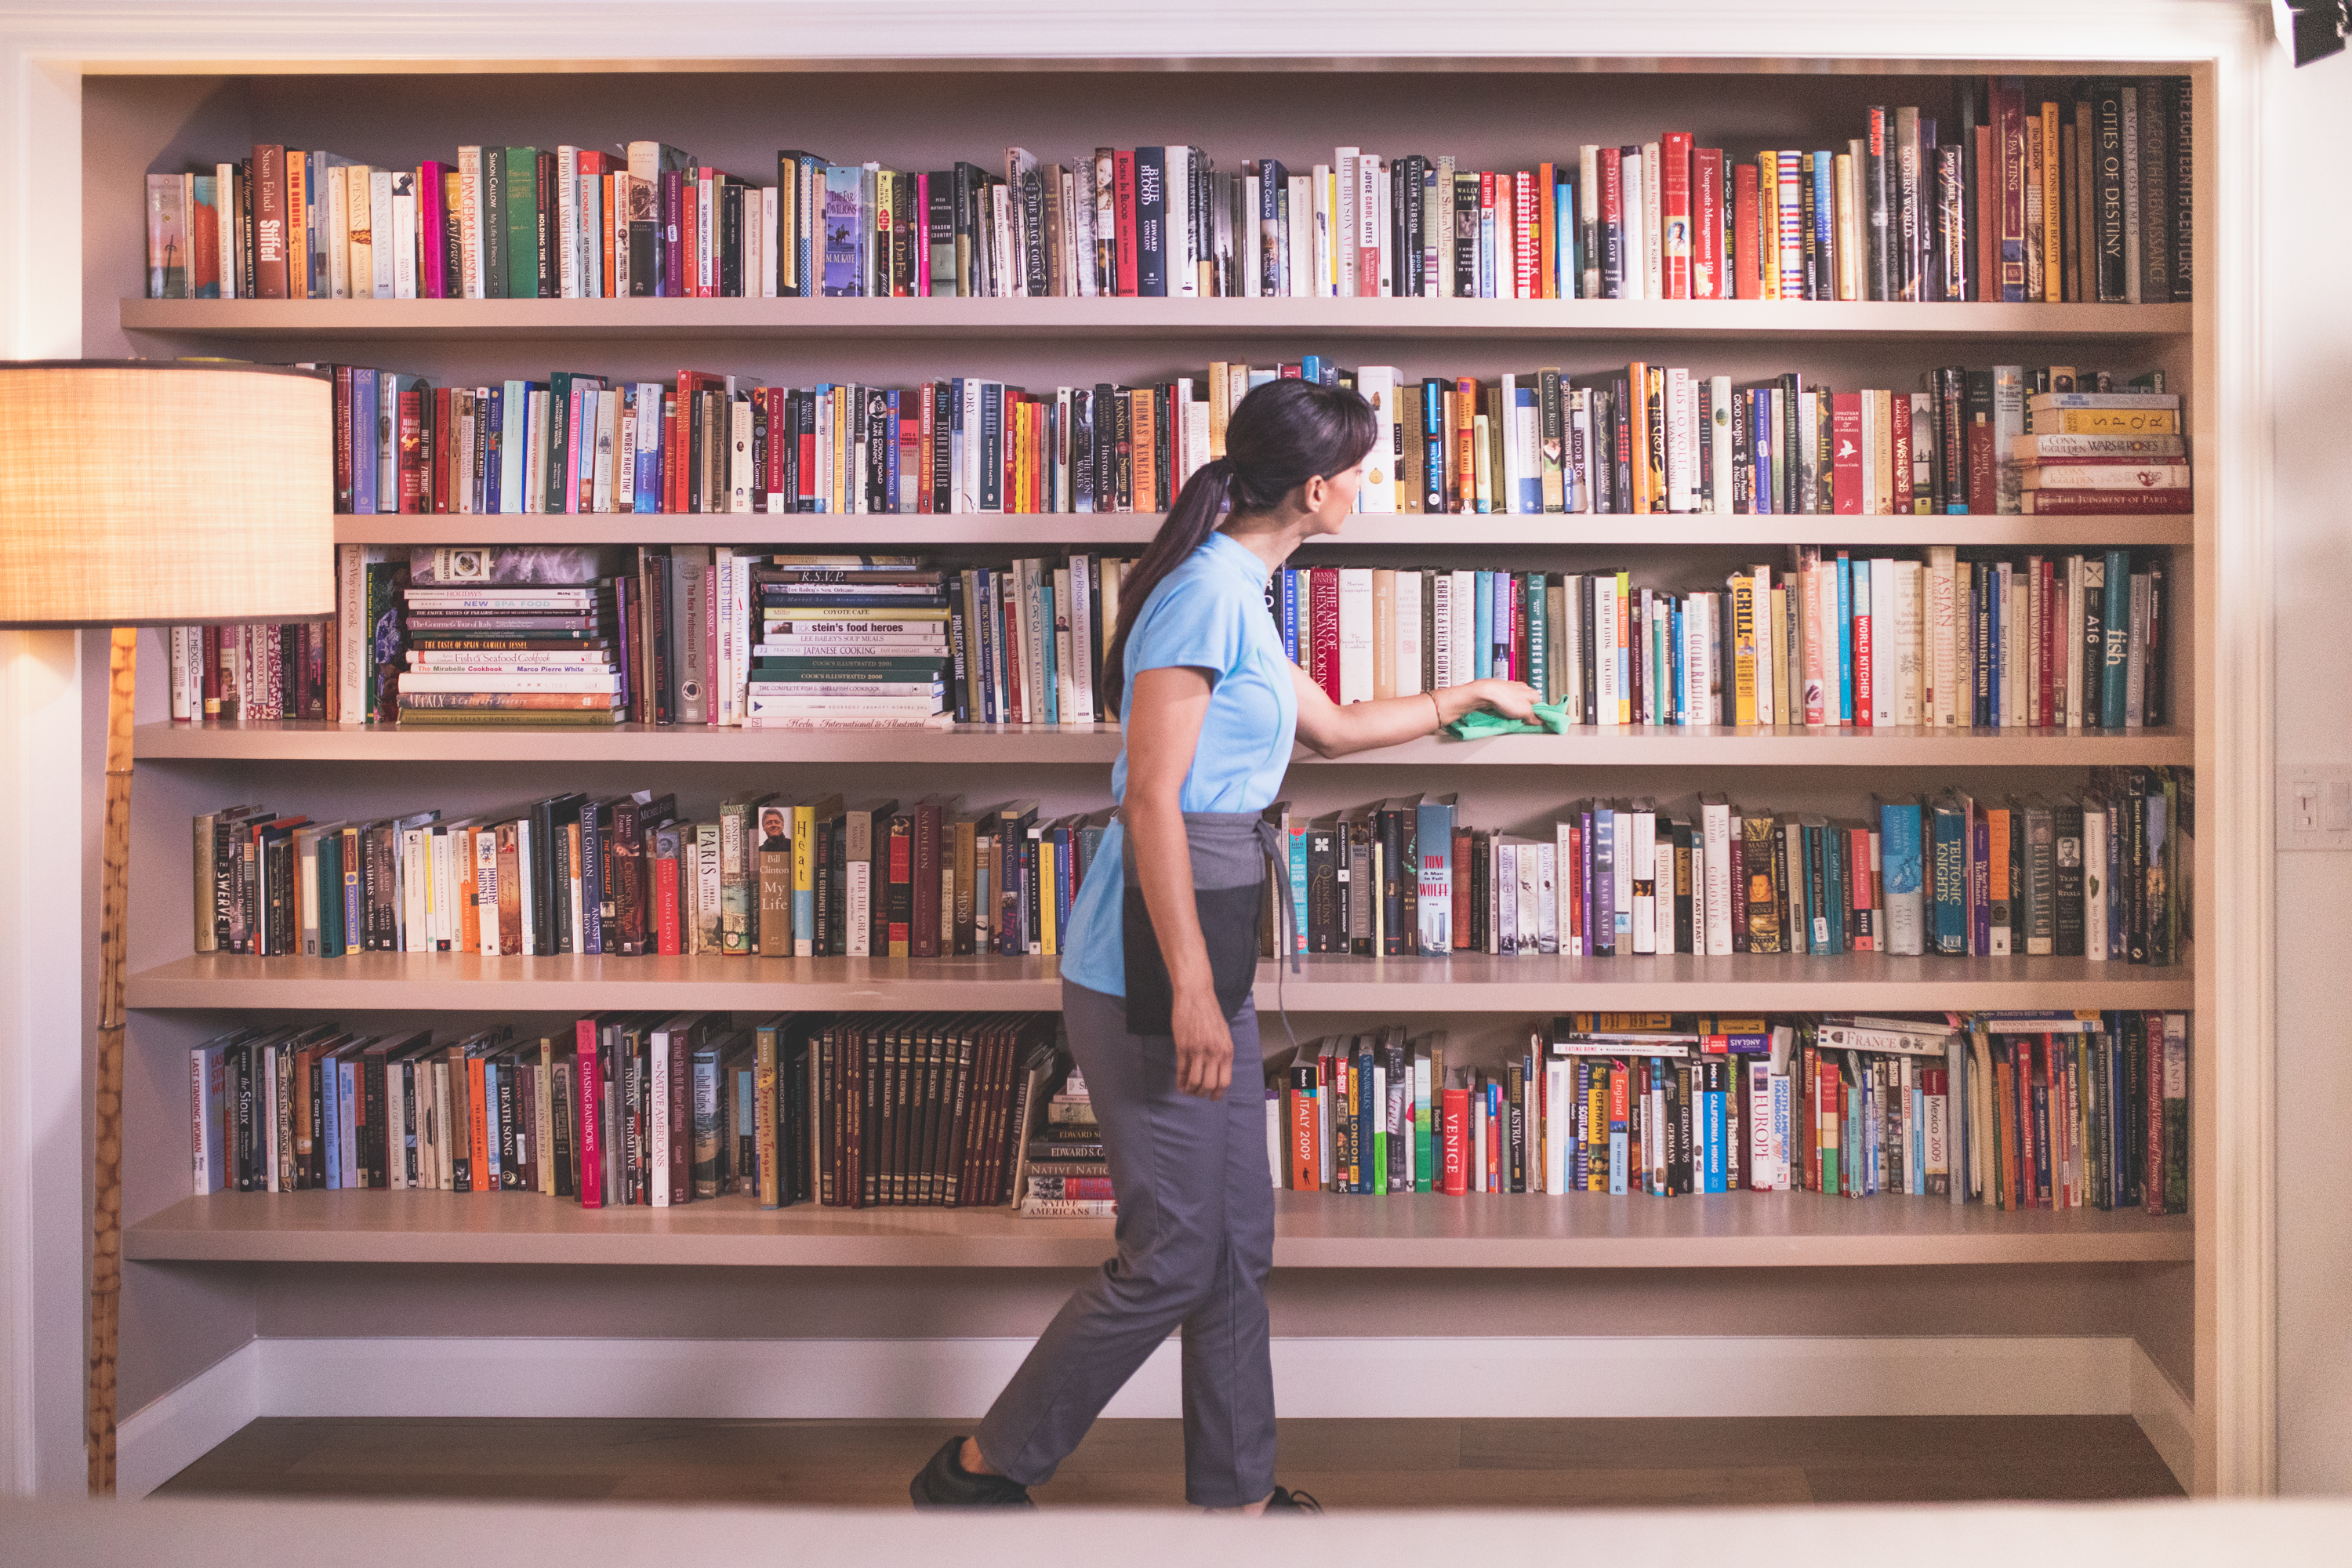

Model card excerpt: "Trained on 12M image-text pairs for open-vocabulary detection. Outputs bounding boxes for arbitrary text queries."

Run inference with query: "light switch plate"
[2279,766,2352,851]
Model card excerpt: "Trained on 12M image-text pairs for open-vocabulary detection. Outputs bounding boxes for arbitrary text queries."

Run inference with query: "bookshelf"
[80,42,2246,1497]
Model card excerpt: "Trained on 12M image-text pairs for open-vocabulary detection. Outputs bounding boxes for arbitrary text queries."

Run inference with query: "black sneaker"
[1264,1486,1322,1512]
[910,1436,1035,1508]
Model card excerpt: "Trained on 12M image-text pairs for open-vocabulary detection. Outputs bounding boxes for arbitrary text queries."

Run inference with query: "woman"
[911,379,1537,1513]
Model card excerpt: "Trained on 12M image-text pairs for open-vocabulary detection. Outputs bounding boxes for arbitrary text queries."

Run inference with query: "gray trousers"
[975,979,1275,1507]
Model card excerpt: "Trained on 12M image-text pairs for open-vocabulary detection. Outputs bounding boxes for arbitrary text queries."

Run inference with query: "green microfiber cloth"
[1442,698,1573,739]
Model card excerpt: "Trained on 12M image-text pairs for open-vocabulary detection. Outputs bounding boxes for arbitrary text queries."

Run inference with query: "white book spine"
[1701,799,1733,956]
[1536,840,1558,955]
[1451,570,1475,691]
[1595,578,1620,724]
[515,818,536,956]
[1337,568,1374,704]
[1356,366,1398,513]
[1393,568,1422,696]
[1667,368,1696,513]
[1629,811,1657,954]
[474,829,499,954]
[649,1029,671,1206]
[1555,821,1577,956]
[1068,554,1095,720]
[2064,556,2086,728]
[1928,546,1958,727]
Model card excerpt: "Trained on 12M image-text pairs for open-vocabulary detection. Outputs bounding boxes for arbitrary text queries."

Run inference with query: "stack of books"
[2017,391,2189,515]
[747,563,951,729]
[1019,1062,1113,1217]
[397,547,622,728]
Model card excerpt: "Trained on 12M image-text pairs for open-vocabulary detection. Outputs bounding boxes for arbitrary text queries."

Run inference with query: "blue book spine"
[822,165,864,296]
[1879,798,1924,953]
[1847,558,1869,723]
[978,383,1003,511]
[1973,565,1994,724]
[1592,805,1616,955]
[1835,554,1854,723]
[1473,572,1494,679]
[1490,571,1511,677]
[1824,822,1846,953]
[478,1060,500,1189]
[1704,1065,1726,1193]
[1970,810,1991,955]
[1930,800,1966,953]
[1038,575,1058,725]
[579,798,604,954]
[1751,389,1773,514]
[1515,386,1541,513]
[1479,195,1497,298]
[352,373,378,516]
[1281,568,1300,664]
[1555,179,1577,297]
[1580,808,1595,955]
[1290,817,1310,956]
[1415,799,1454,955]
[342,842,363,953]
[1570,1062,1589,1190]
[482,387,503,514]
[1134,147,1167,297]
[320,1055,341,1189]
[2101,548,2131,728]
[1670,599,1686,724]
[339,1059,361,1190]
[1811,151,1835,292]
[1356,1042,1374,1193]
[1608,1076,1629,1195]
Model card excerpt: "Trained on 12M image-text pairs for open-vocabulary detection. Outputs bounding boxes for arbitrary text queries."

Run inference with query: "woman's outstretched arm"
[1289,665,1541,758]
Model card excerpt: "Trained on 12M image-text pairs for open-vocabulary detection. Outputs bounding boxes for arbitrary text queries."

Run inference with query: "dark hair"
[1101,378,1377,711]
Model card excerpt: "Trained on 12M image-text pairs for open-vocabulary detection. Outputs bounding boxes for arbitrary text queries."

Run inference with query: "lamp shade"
[0,361,334,629]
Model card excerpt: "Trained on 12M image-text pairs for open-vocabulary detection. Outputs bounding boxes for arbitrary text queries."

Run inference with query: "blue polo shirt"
[1058,531,1297,998]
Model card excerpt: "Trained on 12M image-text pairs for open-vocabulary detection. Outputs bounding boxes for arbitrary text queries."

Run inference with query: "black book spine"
[1864,106,1893,302]
[535,150,556,299]
[2093,80,2128,302]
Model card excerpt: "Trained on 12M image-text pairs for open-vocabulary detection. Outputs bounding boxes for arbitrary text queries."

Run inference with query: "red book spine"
[332,365,354,514]
[1849,826,1875,949]
[418,160,448,299]
[1308,566,1341,702]
[887,825,912,955]
[1440,1087,1468,1195]
[2016,1039,2039,1208]
[2038,556,2057,725]
[1853,593,1873,730]
[1693,148,1724,299]
[252,144,289,299]
[682,171,702,299]
[655,851,682,955]
[1507,573,1525,684]
[1512,172,1537,298]
[397,387,425,514]
[1451,827,1472,949]
[1831,393,1864,514]
[2023,488,2193,515]
[1661,132,1693,299]
[1289,1083,1317,1192]
[1974,122,1998,306]
[574,1018,604,1208]
[1113,151,1140,297]
[1733,162,1762,299]
[1997,81,2027,302]
[432,386,453,514]
[916,384,935,514]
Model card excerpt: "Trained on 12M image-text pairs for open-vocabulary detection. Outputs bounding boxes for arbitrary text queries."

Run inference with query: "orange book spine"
[469,1055,492,1197]
[1453,378,1478,513]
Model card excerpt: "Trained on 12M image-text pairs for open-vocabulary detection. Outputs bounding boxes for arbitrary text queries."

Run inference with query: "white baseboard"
[2129,1342,2195,1490]
[115,1343,257,1500]
[119,1334,2161,1497]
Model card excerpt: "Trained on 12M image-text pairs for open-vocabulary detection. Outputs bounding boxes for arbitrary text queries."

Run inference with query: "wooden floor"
[158,1416,2184,1508]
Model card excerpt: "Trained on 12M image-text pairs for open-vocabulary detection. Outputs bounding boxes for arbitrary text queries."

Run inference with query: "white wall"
[2265,34,2352,1497]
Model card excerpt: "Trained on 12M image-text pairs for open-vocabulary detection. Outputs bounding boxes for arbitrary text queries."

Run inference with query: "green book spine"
[504,147,539,300]
[481,147,508,299]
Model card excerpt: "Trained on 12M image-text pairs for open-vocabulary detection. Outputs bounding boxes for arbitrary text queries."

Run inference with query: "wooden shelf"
[125,949,2195,1012]
[333,512,2197,549]
[123,1189,2193,1270]
[132,720,2190,766]
[122,296,2194,343]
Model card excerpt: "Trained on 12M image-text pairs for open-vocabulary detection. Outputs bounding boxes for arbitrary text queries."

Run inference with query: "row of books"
[144,78,2191,307]
[191,789,1112,963]
[1344,772,2186,965]
[187,1011,1062,1210]
[194,764,2185,967]
[165,536,2173,734]
[1276,546,2172,732]
[309,356,2183,519]
[1265,1010,2187,1212]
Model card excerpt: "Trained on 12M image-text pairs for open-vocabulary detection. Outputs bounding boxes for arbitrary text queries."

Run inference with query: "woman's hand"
[1171,985,1236,1100]
[1437,677,1542,726]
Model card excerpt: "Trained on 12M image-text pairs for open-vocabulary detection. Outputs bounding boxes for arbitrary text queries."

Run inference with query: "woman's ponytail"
[1100,380,1374,712]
